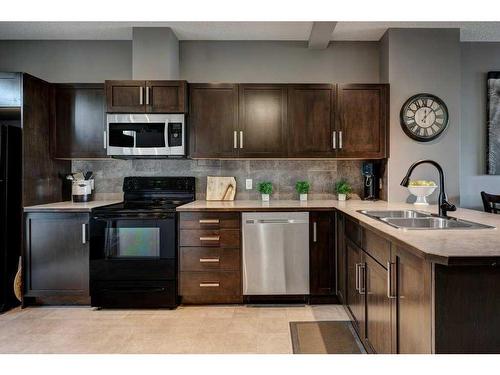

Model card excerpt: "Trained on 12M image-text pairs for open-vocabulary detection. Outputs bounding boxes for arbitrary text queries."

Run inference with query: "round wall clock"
[400,93,449,142]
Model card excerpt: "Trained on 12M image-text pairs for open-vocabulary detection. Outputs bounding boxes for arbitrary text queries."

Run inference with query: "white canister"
[72,180,93,202]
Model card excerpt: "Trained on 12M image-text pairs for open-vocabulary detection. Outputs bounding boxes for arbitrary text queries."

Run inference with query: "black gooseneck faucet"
[400,159,456,218]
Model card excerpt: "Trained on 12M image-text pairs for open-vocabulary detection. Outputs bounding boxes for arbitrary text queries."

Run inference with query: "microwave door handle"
[165,121,170,148]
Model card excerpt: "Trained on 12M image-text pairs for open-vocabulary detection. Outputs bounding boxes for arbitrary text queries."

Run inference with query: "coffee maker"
[362,161,380,200]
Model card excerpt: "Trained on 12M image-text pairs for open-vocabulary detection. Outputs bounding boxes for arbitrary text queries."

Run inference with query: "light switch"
[246,179,253,190]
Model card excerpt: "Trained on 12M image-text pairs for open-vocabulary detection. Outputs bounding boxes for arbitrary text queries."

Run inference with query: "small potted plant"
[258,182,273,201]
[295,181,310,201]
[335,179,352,201]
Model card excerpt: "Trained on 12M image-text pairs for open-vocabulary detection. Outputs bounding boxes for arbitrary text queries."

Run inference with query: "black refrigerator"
[0,112,22,312]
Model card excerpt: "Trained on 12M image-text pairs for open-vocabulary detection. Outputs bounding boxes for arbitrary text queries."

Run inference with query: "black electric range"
[89,176,195,308]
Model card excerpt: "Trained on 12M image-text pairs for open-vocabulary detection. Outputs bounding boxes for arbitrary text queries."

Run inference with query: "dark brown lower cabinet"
[309,211,336,300]
[24,212,90,304]
[346,238,365,339]
[393,245,432,354]
[364,254,393,354]
[336,212,346,303]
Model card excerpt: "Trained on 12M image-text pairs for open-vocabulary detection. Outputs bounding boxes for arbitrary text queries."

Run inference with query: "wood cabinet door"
[336,212,346,303]
[288,85,336,157]
[346,238,365,338]
[24,213,89,297]
[51,84,107,159]
[393,246,432,354]
[189,84,238,158]
[105,80,145,113]
[364,254,393,354]
[309,211,335,296]
[238,84,287,157]
[146,81,187,113]
[336,84,388,158]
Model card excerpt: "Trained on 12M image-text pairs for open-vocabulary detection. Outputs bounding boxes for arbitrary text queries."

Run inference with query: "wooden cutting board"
[206,176,237,201]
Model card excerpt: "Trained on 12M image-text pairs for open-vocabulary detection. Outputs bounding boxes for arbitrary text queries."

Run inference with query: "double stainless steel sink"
[358,210,495,230]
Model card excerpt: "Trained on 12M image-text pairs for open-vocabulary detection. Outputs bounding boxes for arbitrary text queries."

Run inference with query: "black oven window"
[105,227,160,258]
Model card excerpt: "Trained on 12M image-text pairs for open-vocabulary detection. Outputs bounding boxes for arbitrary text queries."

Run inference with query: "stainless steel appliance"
[89,176,195,308]
[105,114,185,158]
[362,161,380,200]
[242,212,309,295]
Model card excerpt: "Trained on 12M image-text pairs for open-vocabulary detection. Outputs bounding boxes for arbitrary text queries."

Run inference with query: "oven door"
[90,213,176,260]
[106,114,185,157]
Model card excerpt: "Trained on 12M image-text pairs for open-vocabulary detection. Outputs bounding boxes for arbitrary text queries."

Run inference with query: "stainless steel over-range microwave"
[105,114,185,158]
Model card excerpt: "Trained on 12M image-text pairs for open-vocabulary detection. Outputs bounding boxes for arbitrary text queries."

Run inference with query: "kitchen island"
[177,199,500,353]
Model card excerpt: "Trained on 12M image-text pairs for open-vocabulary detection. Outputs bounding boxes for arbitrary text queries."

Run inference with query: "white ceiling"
[0,21,500,41]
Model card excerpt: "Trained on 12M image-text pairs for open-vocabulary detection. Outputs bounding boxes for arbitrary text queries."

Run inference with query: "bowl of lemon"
[408,180,437,205]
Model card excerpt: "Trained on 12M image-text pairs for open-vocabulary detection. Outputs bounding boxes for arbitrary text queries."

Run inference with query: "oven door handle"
[93,214,175,220]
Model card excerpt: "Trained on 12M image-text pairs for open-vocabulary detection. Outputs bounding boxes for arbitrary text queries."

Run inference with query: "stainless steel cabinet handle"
[200,258,220,263]
[199,236,220,241]
[145,86,150,105]
[339,131,343,149]
[332,131,337,149]
[359,264,366,295]
[199,219,220,224]
[355,263,360,291]
[234,131,238,149]
[387,262,397,299]
[82,223,87,244]
[239,131,244,149]
[199,282,220,288]
[103,130,107,149]
[313,222,317,242]
[139,87,144,105]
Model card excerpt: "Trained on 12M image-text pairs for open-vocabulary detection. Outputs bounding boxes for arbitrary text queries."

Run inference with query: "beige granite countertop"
[177,199,500,263]
[24,200,122,212]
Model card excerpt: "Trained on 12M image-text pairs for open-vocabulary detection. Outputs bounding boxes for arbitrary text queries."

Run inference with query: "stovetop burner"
[94,176,196,214]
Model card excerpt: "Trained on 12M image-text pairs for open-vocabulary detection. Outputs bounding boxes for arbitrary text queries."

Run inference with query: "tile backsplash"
[72,159,365,200]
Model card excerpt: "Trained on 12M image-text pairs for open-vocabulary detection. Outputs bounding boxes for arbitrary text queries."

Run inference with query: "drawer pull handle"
[199,219,220,224]
[200,236,220,241]
[200,258,220,263]
[199,282,220,288]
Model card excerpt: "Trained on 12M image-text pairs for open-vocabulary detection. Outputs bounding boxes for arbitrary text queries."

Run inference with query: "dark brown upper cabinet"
[238,84,288,158]
[51,83,107,159]
[105,80,187,113]
[288,84,336,157]
[146,81,187,113]
[189,84,238,158]
[335,84,388,159]
[105,80,145,113]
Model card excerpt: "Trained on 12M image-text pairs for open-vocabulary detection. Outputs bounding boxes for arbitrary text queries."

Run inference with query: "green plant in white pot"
[295,181,310,201]
[258,182,273,201]
[335,179,352,201]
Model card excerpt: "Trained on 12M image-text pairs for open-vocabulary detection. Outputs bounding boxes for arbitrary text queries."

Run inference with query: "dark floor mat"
[290,321,366,354]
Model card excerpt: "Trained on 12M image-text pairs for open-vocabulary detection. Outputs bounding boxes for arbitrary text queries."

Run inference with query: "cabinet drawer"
[345,217,362,247]
[180,271,241,304]
[363,228,391,267]
[179,212,240,229]
[180,229,240,248]
[180,247,240,271]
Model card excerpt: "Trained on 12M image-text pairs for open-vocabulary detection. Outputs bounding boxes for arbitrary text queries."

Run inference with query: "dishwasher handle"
[245,219,308,224]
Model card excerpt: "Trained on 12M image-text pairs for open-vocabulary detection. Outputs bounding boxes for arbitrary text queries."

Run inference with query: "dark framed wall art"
[487,72,500,175]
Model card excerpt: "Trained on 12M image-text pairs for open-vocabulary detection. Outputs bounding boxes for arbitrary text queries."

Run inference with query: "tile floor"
[0,304,348,354]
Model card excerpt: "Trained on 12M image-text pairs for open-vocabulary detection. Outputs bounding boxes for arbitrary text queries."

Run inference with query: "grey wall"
[381,29,461,204]
[73,159,364,200]
[180,41,380,83]
[0,40,132,82]
[460,42,500,209]
[132,28,179,80]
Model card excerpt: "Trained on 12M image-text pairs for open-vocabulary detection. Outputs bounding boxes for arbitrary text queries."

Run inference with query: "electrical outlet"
[245,179,253,190]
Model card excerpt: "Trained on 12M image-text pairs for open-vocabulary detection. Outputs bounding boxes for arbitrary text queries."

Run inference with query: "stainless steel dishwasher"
[242,212,309,295]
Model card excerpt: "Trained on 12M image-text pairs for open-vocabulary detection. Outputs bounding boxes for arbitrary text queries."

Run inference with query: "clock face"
[400,94,449,142]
